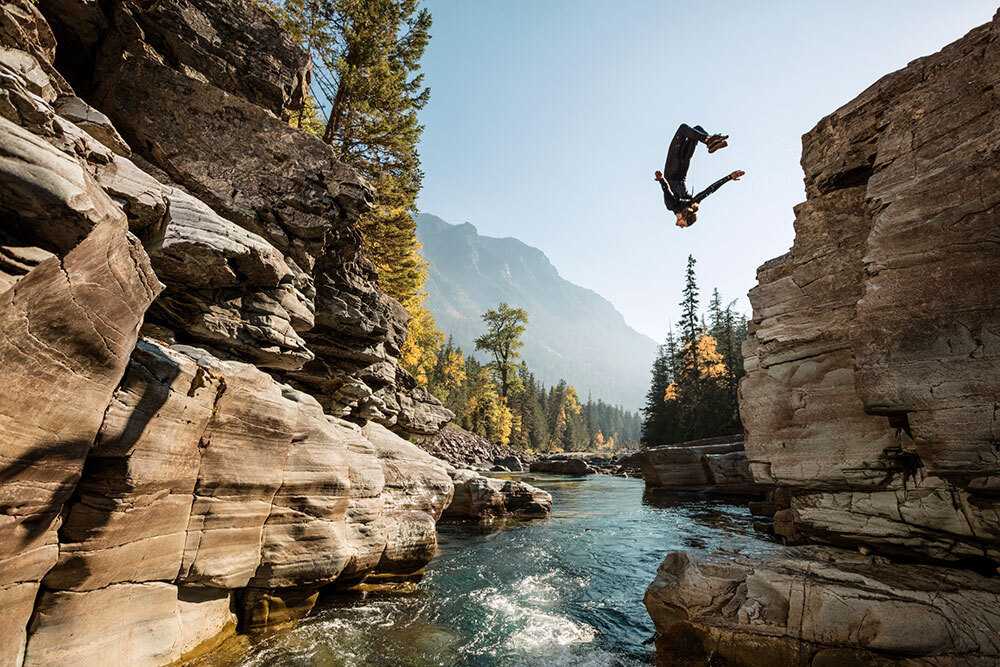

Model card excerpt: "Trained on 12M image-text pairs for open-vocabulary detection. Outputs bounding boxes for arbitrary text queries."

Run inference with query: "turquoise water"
[238,474,774,666]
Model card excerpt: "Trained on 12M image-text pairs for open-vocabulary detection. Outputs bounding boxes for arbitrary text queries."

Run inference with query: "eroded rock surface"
[420,424,531,471]
[444,469,552,520]
[740,7,1000,565]
[0,1,513,664]
[647,10,1000,665]
[645,547,1000,666]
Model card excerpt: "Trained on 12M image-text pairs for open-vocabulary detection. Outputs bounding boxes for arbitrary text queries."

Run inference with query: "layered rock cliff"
[0,1,546,665]
[646,10,1000,664]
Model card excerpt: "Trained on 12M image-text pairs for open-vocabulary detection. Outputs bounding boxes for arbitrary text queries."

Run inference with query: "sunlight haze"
[415,0,997,342]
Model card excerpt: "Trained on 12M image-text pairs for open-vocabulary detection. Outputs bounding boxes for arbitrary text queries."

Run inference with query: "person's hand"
[730,170,746,180]
[654,170,663,180]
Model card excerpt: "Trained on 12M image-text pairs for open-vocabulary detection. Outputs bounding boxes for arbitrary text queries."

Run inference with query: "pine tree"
[675,255,705,440]
[506,365,549,452]
[641,344,672,447]
[641,257,749,445]
[258,0,440,384]
[418,327,640,451]
[679,256,701,373]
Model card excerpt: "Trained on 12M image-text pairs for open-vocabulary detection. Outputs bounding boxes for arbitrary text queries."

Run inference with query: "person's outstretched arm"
[655,170,679,210]
[693,170,745,204]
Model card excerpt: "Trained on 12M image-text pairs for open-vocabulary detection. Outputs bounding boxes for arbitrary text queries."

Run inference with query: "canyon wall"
[646,10,1000,664]
[0,1,546,665]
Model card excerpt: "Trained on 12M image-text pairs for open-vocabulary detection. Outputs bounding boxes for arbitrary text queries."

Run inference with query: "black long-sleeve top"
[659,174,733,213]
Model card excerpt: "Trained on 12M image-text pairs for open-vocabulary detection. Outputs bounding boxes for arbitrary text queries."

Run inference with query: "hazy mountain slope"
[416,213,657,410]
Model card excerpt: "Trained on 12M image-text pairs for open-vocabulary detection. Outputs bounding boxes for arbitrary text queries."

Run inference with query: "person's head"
[675,203,698,227]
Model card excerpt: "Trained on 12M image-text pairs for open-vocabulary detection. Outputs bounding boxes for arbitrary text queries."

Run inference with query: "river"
[233,474,775,666]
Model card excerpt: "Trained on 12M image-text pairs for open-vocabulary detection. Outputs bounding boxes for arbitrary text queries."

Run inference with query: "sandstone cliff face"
[740,9,1000,565]
[646,11,1000,664]
[0,1,544,665]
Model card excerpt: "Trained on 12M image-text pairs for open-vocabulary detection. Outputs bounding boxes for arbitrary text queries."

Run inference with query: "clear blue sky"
[414,0,997,343]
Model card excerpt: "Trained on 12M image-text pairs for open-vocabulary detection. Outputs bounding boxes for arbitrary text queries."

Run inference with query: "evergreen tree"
[258,0,440,385]
[641,344,673,447]
[421,330,640,452]
[675,256,706,439]
[641,257,748,446]
[507,365,549,452]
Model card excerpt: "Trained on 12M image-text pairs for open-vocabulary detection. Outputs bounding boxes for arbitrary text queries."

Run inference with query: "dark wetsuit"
[659,123,734,218]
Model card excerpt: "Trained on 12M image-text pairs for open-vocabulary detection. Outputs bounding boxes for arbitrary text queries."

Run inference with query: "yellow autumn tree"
[465,368,513,445]
[399,292,444,387]
[438,345,466,396]
[288,95,325,137]
[259,0,443,389]
[593,431,606,450]
[663,382,679,402]
[564,386,583,415]
[665,333,732,405]
[694,333,729,380]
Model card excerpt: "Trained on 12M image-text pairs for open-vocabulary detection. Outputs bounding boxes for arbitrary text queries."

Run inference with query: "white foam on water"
[514,571,560,604]
[531,646,642,667]
[466,569,602,663]
[507,609,596,648]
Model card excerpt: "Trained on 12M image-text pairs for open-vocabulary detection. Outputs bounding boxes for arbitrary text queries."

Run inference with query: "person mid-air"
[655,123,745,227]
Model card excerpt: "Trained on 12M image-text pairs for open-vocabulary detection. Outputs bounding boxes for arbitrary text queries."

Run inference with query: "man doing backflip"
[655,123,744,227]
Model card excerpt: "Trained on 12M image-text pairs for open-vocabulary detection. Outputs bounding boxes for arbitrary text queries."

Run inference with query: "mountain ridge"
[416,212,657,410]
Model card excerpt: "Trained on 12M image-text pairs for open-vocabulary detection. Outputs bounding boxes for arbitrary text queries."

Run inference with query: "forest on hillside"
[422,305,642,452]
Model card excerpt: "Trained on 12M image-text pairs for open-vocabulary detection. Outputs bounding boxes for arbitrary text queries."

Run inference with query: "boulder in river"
[644,546,1000,665]
[444,470,552,520]
[529,458,597,476]
[641,438,764,497]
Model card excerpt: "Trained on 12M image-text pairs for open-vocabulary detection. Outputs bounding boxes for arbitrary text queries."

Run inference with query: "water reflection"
[232,474,777,667]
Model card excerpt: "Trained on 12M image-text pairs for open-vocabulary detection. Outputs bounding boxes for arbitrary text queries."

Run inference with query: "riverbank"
[218,474,776,666]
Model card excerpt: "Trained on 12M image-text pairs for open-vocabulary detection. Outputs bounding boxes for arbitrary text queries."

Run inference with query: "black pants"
[663,124,709,181]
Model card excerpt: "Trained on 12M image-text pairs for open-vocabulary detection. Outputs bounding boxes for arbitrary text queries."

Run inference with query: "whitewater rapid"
[235,474,776,666]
